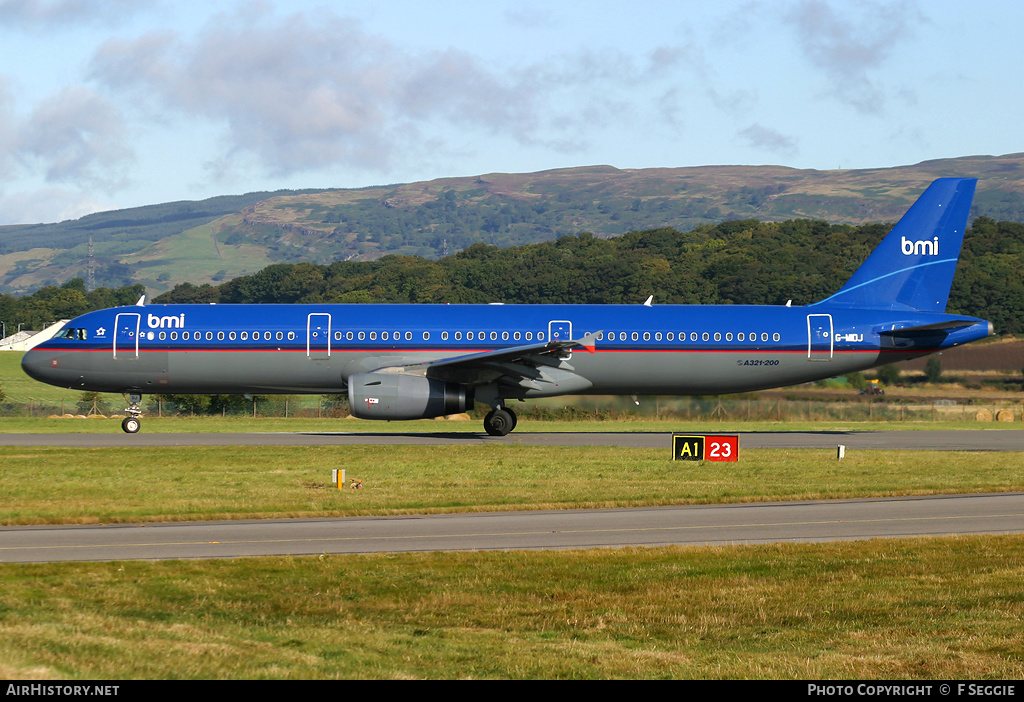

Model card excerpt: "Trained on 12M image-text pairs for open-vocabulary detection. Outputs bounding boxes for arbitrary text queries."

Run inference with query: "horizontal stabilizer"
[878,318,989,335]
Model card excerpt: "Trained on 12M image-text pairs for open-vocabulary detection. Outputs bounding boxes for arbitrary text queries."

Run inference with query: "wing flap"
[416,331,600,391]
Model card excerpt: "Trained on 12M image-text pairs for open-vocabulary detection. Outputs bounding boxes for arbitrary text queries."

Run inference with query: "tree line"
[0,279,146,336]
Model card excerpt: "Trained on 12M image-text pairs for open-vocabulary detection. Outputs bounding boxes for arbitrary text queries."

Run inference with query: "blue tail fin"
[813,177,977,312]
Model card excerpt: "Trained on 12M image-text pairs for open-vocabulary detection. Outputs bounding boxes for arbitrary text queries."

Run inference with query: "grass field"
[1,445,1023,525]
[1,443,1022,678]
[1,538,1022,679]
[3,351,1024,679]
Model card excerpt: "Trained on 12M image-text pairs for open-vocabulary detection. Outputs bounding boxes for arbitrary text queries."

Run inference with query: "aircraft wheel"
[484,408,514,436]
[121,417,141,434]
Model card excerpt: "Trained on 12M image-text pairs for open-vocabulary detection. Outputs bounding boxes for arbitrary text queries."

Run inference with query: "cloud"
[87,8,699,178]
[0,186,110,225]
[15,86,133,190]
[737,124,798,157]
[784,0,922,113]
[0,0,154,29]
[0,77,18,179]
[89,11,559,176]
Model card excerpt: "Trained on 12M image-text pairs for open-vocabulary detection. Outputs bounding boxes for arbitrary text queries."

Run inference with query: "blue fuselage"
[21,301,992,397]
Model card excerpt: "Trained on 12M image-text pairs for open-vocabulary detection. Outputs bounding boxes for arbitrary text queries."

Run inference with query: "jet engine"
[347,372,473,420]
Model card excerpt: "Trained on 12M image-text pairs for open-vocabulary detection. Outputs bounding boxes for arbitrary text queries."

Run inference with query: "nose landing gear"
[121,393,143,434]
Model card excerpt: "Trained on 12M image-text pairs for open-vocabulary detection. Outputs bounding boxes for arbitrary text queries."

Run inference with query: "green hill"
[2,154,1023,295]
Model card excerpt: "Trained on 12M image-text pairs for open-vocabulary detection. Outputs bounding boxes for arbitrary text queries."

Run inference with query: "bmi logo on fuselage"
[901,236,939,256]
[147,314,186,329]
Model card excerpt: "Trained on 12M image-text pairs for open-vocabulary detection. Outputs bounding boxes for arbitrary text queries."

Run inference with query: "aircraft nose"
[20,348,63,386]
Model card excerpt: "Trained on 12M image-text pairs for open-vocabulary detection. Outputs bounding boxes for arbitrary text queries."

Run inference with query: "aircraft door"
[807,314,833,361]
[113,313,141,360]
[549,319,572,359]
[307,313,331,359]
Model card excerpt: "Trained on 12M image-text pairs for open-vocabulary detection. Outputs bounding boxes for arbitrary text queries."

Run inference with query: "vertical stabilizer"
[813,178,976,312]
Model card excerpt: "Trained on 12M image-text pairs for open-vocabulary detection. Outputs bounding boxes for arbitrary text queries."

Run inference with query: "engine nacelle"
[347,372,473,420]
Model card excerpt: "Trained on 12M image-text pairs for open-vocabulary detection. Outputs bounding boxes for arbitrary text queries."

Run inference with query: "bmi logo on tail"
[902,236,939,256]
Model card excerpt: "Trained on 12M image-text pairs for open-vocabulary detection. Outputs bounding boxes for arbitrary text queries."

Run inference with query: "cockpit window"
[56,328,87,341]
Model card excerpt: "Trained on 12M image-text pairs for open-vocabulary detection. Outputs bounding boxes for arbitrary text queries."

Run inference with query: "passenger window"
[288,331,296,341]
[206,331,213,341]
[240,331,247,340]
[264,331,272,341]
[490,331,498,341]
[619,332,627,341]
[217,331,225,340]
[537,332,544,340]
[501,331,509,341]
[382,331,389,341]
[229,331,236,340]
[514,331,521,341]
[738,333,745,341]
[773,333,781,341]
[467,332,474,340]
[441,331,448,341]
[171,331,178,340]
[702,332,709,341]
[334,332,341,341]
[655,332,662,341]
[406,332,413,340]
[525,332,533,341]
[346,331,353,340]
[666,332,673,341]
[642,332,650,341]
[761,332,768,342]
[714,332,721,341]
[159,331,166,340]
[690,332,697,341]
[370,332,377,340]
[276,331,283,341]
[358,331,365,340]
[725,332,733,341]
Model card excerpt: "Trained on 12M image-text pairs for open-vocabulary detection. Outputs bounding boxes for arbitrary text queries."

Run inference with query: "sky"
[0,0,1020,225]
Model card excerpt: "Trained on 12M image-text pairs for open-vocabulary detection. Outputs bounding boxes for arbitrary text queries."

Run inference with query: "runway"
[2,492,1023,563]
[1,428,1022,450]
[1,429,1021,563]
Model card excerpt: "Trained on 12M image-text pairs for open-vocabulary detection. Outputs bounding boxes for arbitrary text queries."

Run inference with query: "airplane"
[21,177,991,436]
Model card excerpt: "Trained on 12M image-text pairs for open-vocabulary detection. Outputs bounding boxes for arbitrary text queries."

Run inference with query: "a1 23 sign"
[672,434,739,462]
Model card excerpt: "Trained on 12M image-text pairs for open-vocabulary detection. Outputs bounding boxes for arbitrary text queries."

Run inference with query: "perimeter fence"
[3,395,1022,423]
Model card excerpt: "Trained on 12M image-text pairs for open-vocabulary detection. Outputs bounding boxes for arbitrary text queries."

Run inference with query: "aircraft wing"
[412,331,600,394]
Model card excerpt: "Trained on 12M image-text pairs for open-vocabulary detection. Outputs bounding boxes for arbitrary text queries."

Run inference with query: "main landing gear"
[483,405,517,437]
[121,392,143,434]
